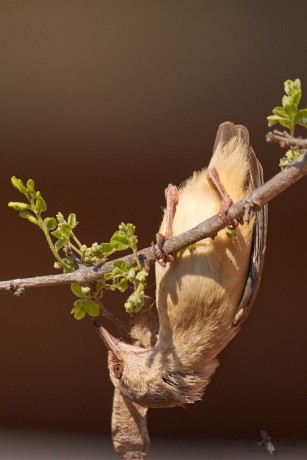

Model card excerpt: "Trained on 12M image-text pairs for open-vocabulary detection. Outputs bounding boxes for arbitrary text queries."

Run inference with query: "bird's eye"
[113,363,123,379]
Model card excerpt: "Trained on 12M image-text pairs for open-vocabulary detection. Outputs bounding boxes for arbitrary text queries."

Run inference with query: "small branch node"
[210,231,218,240]
[93,258,108,272]
[10,282,25,296]
[266,130,307,150]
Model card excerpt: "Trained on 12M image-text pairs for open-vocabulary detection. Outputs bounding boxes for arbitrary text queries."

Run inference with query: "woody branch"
[0,142,306,295]
[266,130,307,149]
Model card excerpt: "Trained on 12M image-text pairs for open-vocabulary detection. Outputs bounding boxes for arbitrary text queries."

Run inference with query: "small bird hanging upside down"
[94,121,268,456]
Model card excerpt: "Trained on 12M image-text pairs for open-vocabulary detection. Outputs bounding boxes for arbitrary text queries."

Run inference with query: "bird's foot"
[207,167,243,228]
[152,232,174,267]
[152,184,178,267]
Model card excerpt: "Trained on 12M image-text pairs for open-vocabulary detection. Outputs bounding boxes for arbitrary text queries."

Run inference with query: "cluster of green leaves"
[267,79,307,169]
[8,179,148,318]
[93,223,148,314]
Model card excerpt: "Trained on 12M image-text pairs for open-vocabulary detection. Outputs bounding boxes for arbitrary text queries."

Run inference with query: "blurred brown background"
[0,0,306,446]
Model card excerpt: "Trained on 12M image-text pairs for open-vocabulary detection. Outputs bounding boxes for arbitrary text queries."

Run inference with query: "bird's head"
[94,319,211,408]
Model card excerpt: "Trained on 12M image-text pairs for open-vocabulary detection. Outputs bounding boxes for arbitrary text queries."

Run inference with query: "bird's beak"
[93,319,120,356]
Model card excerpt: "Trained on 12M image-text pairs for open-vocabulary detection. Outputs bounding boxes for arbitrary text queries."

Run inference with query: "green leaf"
[61,258,74,273]
[226,227,237,238]
[267,114,292,130]
[71,299,86,320]
[51,225,71,242]
[52,229,63,240]
[26,179,35,194]
[282,96,297,115]
[284,78,301,96]
[278,149,302,170]
[44,217,57,230]
[279,156,288,170]
[127,267,136,281]
[67,213,77,229]
[117,278,128,292]
[34,192,47,213]
[8,201,30,211]
[113,260,129,271]
[272,106,287,118]
[11,176,20,189]
[55,239,64,251]
[267,115,280,127]
[11,177,27,194]
[291,90,302,109]
[278,118,293,130]
[100,282,113,291]
[71,282,84,298]
[110,232,130,250]
[119,222,136,236]
[188,243,197,253]
[84,299,100,317]
[127,283,144,309]
[100,243,115,255]
[19,210,39,225]
[54,261,62,270]
[295,108,307,127]
[136,269,148,282]
[71,301,86,320]
[297,120,307,128]
[124,283,145,313]
[56,212,65,224]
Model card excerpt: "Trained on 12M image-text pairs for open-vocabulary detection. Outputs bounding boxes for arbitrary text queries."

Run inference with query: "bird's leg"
[152,184,179,267]
[207,167,243,228]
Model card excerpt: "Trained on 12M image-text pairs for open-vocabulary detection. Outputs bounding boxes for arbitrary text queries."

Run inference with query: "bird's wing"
[111,297,158,459]
[213,122,268,326]
[129,296,159,348]
[234,140,268,325]
[266,441,276,456]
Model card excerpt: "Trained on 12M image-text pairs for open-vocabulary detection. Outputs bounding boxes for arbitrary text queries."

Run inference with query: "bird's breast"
[155,168,254,361]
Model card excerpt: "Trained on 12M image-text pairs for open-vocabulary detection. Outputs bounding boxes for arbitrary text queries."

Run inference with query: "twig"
[266,130,307,149]
[1,152,306,294]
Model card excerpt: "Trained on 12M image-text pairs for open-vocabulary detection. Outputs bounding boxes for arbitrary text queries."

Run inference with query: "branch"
[1,152,307,295]
[266,130,307,149]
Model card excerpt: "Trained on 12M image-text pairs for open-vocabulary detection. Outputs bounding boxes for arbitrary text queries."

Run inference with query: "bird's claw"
[207,167,243,229]
[219,214,244,229]
[218,199,243,229]
[152,232,174,267]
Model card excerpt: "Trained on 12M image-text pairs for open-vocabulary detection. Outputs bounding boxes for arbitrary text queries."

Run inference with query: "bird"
[258,426,276,456]
[95,121,267,410]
